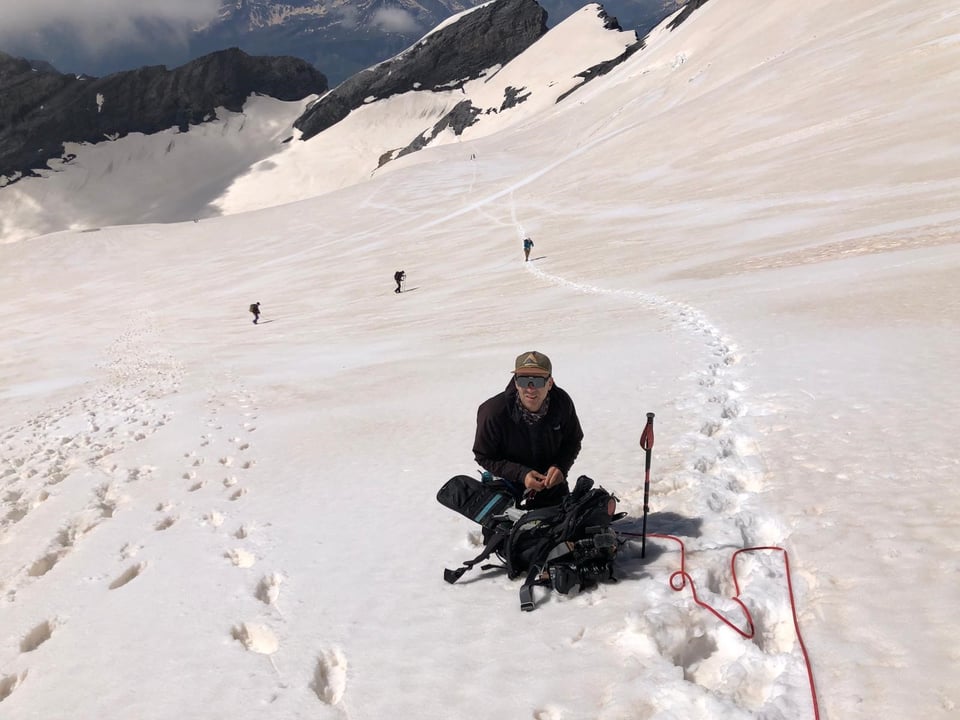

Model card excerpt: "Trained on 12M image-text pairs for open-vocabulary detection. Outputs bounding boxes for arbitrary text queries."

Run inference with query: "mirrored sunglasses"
[515,375,549,389]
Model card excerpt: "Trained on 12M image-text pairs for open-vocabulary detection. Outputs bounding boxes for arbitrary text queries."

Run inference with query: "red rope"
[620,532,821,720]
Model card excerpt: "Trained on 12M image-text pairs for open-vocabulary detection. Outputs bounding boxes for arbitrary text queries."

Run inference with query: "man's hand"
[524,470,548,491]
[543,466,565,489]
[524,467,565,491]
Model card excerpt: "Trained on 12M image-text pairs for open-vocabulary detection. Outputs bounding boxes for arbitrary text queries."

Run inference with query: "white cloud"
[335,6,360,31]
[335,6,421,34]
[371,8,422,34]
[0,0,221,50]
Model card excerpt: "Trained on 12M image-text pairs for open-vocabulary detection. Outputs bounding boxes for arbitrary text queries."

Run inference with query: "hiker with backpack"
[249,302,261,324]
[472,351,583,509]
[438,352,623,610]
[394,270,406,293]
[523,237,534,261]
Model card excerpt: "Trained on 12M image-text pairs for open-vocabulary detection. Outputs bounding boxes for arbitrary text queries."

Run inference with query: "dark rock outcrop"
[379,98,484,166]
[294,0,548,140]
[0,48,327,182]
[668,0,712,31]
[500,86,532,111]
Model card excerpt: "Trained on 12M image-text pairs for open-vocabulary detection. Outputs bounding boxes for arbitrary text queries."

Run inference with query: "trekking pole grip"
[639,413,655,459]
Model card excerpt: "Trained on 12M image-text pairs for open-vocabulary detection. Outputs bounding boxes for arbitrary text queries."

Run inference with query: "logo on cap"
[514,351,552,376]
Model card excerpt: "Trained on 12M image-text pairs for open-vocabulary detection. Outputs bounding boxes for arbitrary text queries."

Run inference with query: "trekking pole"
[639,412,655,558]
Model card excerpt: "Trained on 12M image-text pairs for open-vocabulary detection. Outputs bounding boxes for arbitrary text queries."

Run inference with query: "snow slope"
[1,0,959,718]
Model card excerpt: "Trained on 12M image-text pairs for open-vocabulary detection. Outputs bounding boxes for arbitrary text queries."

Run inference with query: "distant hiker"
[523,237,534,261]
[473,351,583,509]
[394,270,406,294]
[249,302,261,324]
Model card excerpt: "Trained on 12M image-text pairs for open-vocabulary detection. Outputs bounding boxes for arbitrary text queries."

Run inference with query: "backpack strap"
[518,536,559,611]
[503,506,562,576]
[443,525,510,584]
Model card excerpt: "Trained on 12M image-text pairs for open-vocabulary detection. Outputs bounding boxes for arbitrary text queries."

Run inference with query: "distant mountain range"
[0,0,693,185]
[0,0,683,86]
[0,0,712,243]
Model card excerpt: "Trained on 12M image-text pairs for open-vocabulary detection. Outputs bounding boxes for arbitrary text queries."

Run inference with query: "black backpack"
[437,474,621,611]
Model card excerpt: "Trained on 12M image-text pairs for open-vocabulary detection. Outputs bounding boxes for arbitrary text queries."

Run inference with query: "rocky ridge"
[0,48,327,184]
[294,0,549,141]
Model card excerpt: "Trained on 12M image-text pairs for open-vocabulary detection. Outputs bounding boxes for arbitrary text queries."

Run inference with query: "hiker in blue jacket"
[523,237,534,261]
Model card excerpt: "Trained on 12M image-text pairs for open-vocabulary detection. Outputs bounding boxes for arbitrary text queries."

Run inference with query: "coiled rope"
[619,531,821,720]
